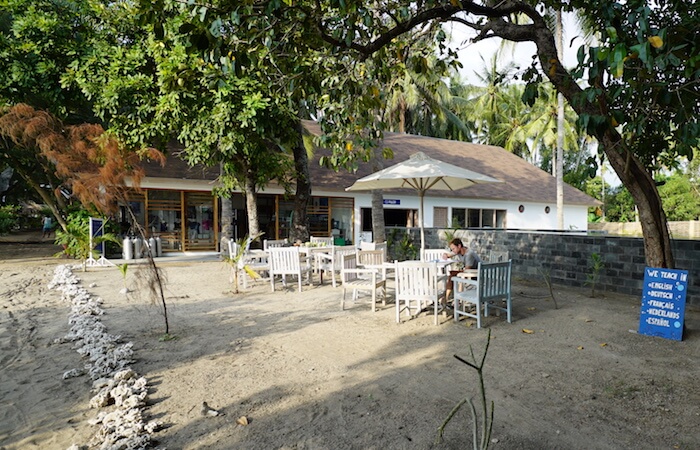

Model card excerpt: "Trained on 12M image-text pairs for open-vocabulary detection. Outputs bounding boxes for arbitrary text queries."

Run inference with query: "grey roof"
[141,145,219,181]
[142,122,599,207]
[303,120,599,206]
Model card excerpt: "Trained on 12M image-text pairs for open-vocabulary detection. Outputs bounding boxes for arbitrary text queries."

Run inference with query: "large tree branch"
[316,1,534,59]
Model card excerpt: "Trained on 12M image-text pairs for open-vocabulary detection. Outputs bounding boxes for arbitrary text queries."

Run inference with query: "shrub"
[0,205,20,235]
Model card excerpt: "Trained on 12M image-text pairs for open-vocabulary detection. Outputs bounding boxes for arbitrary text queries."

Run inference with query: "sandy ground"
[1,237,699,450]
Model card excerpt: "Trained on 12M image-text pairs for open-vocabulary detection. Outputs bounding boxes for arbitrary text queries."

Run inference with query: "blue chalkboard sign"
[638,267,687,341]
[89,217,105,256]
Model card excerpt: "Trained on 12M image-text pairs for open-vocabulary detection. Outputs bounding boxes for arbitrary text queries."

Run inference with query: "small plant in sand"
[585,252,605,297]
[224,232,263,293]
[54,212,120,272]
[537,267,559,309]
[436,330,494,449]
[118,263,129,292]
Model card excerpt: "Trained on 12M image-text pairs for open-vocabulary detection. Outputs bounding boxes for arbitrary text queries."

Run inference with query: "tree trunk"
[220,195,233,240]
[600,131,674,268]
[291,121,311,243]
[370,143,388,242]
[369,147,386,243]
[371,190,386,243]
[244,174,260,239]
[530,25,674,268]
[20,171,67,231]
[555,9,564,230]
[219,161,234,243]
[219,194,233,252]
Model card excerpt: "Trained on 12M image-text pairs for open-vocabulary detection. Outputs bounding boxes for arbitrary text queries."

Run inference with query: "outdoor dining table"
[359,259,454,283]
[455,268,479,279]
[423,259,455,277]
[357,260,397,280]
[297,245,335,273]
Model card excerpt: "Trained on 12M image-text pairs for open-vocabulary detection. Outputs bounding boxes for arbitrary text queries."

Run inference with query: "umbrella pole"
[419,191,425,258]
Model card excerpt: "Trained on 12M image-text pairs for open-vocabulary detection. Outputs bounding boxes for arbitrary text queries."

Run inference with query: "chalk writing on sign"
[638,267,687,341]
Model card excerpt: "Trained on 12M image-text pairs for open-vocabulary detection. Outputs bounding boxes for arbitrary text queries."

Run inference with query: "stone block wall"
[385,227,700,307]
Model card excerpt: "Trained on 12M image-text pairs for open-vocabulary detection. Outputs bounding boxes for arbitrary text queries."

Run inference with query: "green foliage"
[158,333,178,342]
[605,186,637,222]
[585,252,605,298]
[118,263,129,289]
[0,205,19,234]
[387,229,418,261]
[569,0,699,169]
[223,232,263,293]
[658,174,700,221]
[54,210,120,271]
[0,0,96,122]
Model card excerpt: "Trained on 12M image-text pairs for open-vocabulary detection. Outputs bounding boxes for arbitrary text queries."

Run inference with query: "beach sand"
[1,238,699,449]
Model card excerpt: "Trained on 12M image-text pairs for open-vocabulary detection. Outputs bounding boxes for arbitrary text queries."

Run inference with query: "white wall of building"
[131,179,590,245]
[349,192,590,245]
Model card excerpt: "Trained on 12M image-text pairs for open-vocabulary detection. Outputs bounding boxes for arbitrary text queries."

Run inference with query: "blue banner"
[638,267,687,341]
[90,217,105,256]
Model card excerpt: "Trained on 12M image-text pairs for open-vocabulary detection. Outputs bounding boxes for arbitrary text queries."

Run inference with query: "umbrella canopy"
[346,152,502,254]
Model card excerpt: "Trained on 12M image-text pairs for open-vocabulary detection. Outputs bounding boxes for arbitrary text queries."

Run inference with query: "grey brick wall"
[386,227,699,307]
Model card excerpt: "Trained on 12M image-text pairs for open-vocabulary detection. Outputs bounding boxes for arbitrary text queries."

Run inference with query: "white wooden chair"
[374,242,388,260]
[395,260,445,325]
[359,241,375,251]
[359,241,388,260]
[227,238,269,289]
[263,238,288,251]
[268,246,313,292]
[316,246,356,288]
[340,253,386,312]
[421,248,447,262]
[357,249,384,267]
[357,249,390,287]
[310,236,334,246]
[453,260,512,328]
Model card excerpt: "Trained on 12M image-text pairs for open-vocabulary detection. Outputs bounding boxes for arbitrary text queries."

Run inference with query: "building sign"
[383,199,400,205]
[638,267,687,341]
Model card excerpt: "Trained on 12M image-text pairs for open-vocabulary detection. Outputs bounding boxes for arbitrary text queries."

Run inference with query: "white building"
[124,121,599,251]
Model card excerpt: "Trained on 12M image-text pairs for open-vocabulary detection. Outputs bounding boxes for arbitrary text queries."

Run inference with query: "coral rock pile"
[50,265,161,450]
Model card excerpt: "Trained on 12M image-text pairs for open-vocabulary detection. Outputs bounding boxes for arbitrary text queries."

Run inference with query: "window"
[433,207,448,228]
[361,208,418,230]
[452,208,507,228]
[452,208,466,228]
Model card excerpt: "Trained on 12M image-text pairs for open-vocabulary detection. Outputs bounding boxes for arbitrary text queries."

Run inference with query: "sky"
[447,12,583,85]
[445,14,622,188]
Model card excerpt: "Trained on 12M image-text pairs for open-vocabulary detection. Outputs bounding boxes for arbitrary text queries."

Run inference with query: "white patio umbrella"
[345,152,501,255]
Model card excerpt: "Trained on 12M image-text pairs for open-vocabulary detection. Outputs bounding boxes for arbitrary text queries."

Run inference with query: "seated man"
[443,238,482,303]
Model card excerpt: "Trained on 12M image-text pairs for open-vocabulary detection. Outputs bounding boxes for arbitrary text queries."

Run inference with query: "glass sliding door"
[184,192,216,251]
[330,197,353,245]
[308,197,330,237]
[147,190,182,251]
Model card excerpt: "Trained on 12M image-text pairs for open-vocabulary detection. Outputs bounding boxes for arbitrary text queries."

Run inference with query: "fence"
[385,227,700,307]
[589,221,700,240]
